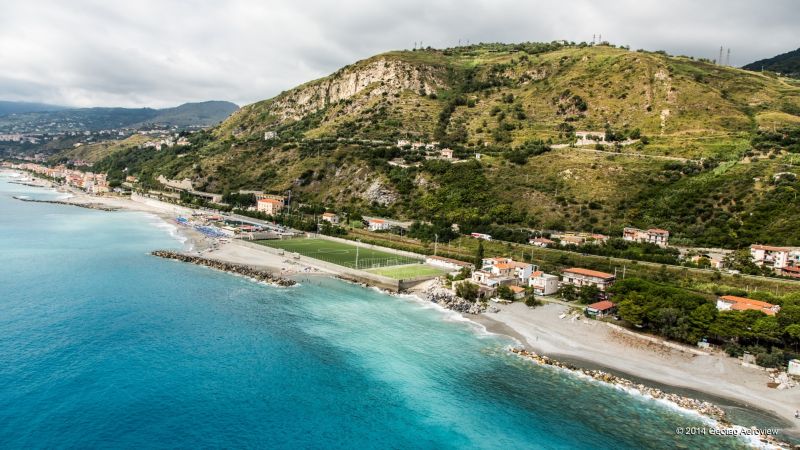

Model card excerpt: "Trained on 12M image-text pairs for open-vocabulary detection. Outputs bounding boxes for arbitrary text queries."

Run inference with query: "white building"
[528,271,560,295]
[367,219,390,231]
[321,212,339,224]
[257,198,284,216]
[622,227,670,247]
[749,244,798,270]
[716,295,780,316]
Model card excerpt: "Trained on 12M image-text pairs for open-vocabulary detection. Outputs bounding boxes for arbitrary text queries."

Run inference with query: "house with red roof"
[716,295,781,316]
[585,300,617,318]
[622,227,670,247]
[561,267,616,292]
[257,198,284,216]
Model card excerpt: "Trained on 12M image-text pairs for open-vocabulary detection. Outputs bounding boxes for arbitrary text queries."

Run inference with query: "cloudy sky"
[0,0,797,108]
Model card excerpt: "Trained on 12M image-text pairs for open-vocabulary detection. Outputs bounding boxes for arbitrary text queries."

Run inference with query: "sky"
[0,0,797,108]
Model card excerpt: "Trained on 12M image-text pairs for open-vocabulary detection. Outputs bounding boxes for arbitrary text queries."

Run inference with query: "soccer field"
[366,264,446,280]
[256,238,422,269]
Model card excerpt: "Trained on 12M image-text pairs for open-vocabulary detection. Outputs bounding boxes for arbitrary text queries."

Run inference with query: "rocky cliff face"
[269,58,445,121]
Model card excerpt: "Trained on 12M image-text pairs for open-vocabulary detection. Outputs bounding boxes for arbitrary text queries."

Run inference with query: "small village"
[6,160,800,393]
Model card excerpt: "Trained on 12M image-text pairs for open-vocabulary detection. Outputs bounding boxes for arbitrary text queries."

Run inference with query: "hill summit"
[93,42,800,248]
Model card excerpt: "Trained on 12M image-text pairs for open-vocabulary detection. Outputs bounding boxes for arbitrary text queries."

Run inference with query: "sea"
[0,173,758,449]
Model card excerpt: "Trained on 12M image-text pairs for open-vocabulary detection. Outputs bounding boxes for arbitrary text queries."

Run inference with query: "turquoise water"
[0,175,749,449]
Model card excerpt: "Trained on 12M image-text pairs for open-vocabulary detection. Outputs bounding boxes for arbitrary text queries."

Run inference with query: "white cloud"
[0,0,796,108]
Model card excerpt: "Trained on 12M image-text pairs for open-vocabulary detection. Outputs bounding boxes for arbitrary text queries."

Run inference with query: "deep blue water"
[0,174,749,449]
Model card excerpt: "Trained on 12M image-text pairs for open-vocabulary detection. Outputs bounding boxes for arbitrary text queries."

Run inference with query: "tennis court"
[256,238,422,269]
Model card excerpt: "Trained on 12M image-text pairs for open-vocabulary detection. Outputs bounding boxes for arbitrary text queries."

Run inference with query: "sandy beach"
[469,301,799,438]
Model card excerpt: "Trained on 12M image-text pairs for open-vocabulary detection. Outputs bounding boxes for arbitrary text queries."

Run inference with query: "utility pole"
[726,48,731,66]
[355,239,360,269]
[434,233,439,256]
[719,46,723,66]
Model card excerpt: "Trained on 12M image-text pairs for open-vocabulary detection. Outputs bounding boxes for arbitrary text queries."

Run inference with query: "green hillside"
[743,48,800,79]
[92,43,800,248]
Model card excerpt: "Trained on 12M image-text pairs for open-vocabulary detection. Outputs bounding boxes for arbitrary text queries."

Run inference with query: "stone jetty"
[509,347,728,422]
[151,250,296,287]
[13,196,119,211]
[509,347,791,448]
[417,278,488,314]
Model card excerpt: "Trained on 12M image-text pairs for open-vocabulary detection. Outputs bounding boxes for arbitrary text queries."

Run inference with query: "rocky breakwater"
[509,348,791,448]
[13,196,119,211]
[151,250,296,287]
[417,278,496,315]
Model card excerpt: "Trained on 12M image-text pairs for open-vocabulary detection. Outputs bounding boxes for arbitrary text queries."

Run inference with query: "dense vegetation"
[610,278,800,367]
[85,43,800,248]
[743,47,800,78]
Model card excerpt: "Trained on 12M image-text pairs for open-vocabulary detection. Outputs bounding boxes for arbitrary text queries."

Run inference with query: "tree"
[617,294,647,327]
[497,285,514,301]
[753,316,781,345]
[784,324,800,351]
[558,284,578,301]
[578,285,601,304]
[474,240,484,269]
[456,281,479,301]
[688,302,717,335]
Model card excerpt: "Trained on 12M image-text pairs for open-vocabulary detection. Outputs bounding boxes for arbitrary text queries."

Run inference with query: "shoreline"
[470,302,800,444]
[4,170,797,447]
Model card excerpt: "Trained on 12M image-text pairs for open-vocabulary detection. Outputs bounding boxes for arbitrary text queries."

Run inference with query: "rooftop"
[587,300,615,311]
[562,267,615,279]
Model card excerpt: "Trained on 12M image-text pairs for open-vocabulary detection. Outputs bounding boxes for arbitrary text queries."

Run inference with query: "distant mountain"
[0,101,67,117]
[147,101,241,127]
[0,100,239,133]
[742,48,800,78]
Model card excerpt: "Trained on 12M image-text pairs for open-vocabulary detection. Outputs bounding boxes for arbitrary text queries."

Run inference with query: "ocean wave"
[143,213,188,246]
[395,292,507,339]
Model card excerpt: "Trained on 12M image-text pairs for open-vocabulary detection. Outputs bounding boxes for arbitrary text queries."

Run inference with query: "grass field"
[366,264,447,280]
[256,238,422,269]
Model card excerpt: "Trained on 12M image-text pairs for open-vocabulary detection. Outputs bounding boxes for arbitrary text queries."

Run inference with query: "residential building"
[585,300,617,318]
[529,237,555,248]
[471,270,515,288]
[441,148,454,159]
[367,218,390,231]
[622,227,670,247]
[690,254,724,269]
[560,235,586,246]
[508,285,526,300]
[257,198,284,215]
[321,212,339,224]
[528,271,560,295]
[482,257,534,284]
[561,267,616,292]
[716,295,781,316]
[750,244,796,270]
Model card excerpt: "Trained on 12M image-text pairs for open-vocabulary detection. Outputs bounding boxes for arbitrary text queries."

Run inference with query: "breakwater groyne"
[509,347,727,421]
[150,250,296,287]
[12,196,119,211]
